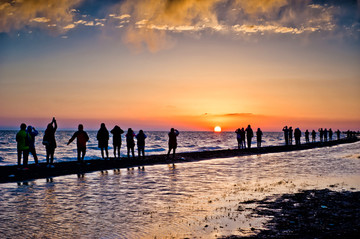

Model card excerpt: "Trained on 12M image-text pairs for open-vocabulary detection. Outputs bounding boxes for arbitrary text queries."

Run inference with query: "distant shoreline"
[0,137,358,183]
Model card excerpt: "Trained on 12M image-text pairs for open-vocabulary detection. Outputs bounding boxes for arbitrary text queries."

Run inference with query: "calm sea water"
[0,130,343,166]
[0,140,359,238]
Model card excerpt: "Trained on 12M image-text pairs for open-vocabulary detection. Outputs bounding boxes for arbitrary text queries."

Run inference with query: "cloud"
[0,0,84,33]
[110,0,357,51]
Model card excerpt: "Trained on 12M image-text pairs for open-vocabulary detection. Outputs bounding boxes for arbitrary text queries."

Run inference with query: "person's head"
[128,128,133,133]
[20,123,26,130]
[101,123,106,129]
[78,124,84,131]
[170,128,175,133]
[258,128,260,131]
[27,125,32,132]
[139,130,143,134]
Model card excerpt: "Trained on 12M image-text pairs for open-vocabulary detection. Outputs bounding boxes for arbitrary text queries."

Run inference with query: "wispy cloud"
[0,0,84,33]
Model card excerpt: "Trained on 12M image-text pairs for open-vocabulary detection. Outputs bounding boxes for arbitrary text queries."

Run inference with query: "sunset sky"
[0,0,359,131]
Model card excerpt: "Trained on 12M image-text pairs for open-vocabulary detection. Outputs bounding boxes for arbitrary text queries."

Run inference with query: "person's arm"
[175,130,179,136]
[53,118,58,131]
[67,132,77,145]
[120,128,124,134]
[33,127,39,136]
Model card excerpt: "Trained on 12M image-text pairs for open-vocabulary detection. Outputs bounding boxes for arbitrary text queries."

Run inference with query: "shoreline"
[0,137,358,183]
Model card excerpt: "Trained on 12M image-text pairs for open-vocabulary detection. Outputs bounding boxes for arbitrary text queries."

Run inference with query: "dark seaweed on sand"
[224,189,360,239]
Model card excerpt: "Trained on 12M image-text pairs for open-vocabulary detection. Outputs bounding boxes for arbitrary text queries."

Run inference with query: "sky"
[0,0,359,131]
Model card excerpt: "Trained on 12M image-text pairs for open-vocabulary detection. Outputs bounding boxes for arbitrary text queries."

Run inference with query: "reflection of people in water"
[256,128,263,148]
[67,124,89,162]
[27,125,39,165]
[305,130,310,143]
[167,128,179,159]
[43,117,57,167]
[311,130,316,142]
[282,126,289,145]
[97,123,109,160]
[126,128,136,158]
[110,125,124,159]
[136,130,147,158]
[245,125,253,149]
[16,123,29,167]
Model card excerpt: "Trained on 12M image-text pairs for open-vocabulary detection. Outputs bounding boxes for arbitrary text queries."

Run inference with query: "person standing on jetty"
[289,127,293,145]
[318,128,324,142]
[16,123,29,168]
[167,128,179,159]
[43,117,57,167]
[67,124,89,162]
[235,128,242,149]
[246,125,253,149]
[241,128,246,148]
[256,128,263,148]
[110,125,124,158]
[27,125,39,165]
[294,128,302,145]
[305,130,310,143]
[282,126,289,145]
[136,130,147,158]
[329,128,333,141]
[311,130,316,142]
[336,129,341,140]
[97,123,109,160]
[324,128,328,142]
[126,128,136,158]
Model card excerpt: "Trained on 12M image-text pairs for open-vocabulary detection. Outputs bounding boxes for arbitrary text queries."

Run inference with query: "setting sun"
[214,126,222,133]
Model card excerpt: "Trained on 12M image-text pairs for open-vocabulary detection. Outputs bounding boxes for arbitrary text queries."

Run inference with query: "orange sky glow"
[0,0,359,131]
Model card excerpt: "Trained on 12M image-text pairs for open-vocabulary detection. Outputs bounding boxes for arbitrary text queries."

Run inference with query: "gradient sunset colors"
[0,0,359,131]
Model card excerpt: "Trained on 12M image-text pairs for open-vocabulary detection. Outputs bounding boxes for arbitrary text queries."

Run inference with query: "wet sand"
[0,137,358,183]
[224,189,360,238]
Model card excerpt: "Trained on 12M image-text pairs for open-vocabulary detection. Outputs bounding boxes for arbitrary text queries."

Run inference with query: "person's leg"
[127,147,130,158]
[77,148,81,162]
[23,150,29,166]
[32,148,39,164]
[101,148,104,159]
[105,148,108,159]
[17,150,22,166]
[50,148,54,164]
[131,147,135,157]
[82,148,86,160]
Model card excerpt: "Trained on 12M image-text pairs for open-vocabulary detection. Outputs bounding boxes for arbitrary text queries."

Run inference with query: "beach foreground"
[224,189,360,238]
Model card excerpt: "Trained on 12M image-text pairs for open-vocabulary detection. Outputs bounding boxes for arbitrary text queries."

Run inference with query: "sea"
[0,130,359,238]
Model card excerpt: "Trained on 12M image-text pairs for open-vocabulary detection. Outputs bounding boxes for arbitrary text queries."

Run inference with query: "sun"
[214,126,222,133]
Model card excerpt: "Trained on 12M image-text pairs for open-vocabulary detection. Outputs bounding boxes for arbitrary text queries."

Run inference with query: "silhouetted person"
[136,130,147,158]
[126,128,135,158]
[245,125,253,149]
[67,124,89,162]
[294,128,301,145]
[43,117,57,167]
[16,123,29,167]
[289,127,293,145]
[318,128,324,142]
[282,126,289,145]
[97,123,109,160]
[311,130,316,142]
[305,130,310,143]
[329,128,333,141]
[110,125,124,158]
[256,128,263,148]
[27,125,39,165]
[336,129,341,140]
[324,128,328,142]
[235,128,242,149]
[167,128,179,159]
[241,127,246,148]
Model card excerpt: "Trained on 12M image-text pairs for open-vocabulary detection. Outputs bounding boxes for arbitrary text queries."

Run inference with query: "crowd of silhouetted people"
[15,118,357,168]
[15,118,180,168]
